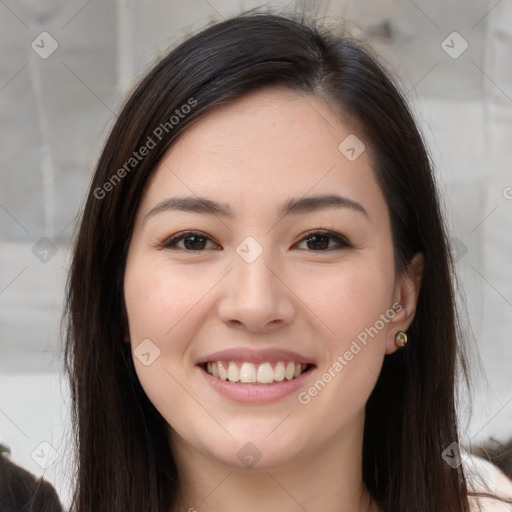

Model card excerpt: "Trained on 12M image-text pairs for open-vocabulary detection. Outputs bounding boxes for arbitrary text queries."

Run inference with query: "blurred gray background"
[1,0,511,508]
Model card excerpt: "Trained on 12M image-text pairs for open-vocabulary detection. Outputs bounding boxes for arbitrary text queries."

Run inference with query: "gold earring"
[395,331,407,347]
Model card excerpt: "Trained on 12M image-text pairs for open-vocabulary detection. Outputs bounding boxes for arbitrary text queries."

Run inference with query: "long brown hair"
[65,10,478,511]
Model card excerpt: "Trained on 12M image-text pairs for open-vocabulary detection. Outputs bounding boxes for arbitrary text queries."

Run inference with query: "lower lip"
[198,365,315,404]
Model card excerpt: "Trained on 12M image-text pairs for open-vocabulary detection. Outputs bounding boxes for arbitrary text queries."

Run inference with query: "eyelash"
[159,229,352,252]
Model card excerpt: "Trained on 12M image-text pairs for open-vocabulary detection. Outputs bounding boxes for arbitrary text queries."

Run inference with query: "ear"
[385,252,424,355]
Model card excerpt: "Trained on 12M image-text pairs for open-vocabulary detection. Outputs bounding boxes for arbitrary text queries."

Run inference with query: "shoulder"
[465,452,512,511]
[469,495,512,511]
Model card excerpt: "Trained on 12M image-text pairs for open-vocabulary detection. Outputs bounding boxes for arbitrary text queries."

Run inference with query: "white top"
[465,453,512,511]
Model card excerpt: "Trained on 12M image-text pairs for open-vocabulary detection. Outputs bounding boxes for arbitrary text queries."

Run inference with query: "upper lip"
[197,348,316,366]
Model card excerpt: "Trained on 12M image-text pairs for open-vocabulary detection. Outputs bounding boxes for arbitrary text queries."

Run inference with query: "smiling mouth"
[199,360,314,385]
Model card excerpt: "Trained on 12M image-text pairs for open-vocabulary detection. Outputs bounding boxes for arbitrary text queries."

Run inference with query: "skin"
[124,87,423,512]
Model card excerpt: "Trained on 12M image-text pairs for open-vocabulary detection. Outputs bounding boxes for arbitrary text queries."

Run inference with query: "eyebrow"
[143,193,368,223]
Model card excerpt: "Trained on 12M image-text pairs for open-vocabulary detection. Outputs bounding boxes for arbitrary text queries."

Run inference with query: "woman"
[64,10,512,512]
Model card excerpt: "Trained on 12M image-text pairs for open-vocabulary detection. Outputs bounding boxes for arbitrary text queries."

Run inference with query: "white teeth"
[257,362,274,384]
[227,362,239,382]
[217,361,228,380]
[274,361,285,381]
[205,360,308,383]
[285,362,295,380]
[240,362,256,383]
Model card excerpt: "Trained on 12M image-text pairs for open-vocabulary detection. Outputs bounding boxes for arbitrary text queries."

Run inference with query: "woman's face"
[124,87,421,470]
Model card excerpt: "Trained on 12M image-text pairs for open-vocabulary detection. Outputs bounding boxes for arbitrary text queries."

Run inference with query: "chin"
[194,429,308,471]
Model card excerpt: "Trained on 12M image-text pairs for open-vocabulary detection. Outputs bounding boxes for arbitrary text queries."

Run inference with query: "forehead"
[140,87,382,218]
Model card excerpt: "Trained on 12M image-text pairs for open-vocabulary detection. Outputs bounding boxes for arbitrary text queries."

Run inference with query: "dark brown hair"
[0,444,63,512]
[65,10,480,511]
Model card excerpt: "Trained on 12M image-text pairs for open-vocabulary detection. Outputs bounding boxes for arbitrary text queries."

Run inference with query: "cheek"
[124,260,208,425]
[309,259,395,347]
[124,259,211,342]
[294,258,395,416]
[124,255,227,394]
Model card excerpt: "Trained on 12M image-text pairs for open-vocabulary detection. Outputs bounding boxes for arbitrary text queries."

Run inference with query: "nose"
[216,244,296,333]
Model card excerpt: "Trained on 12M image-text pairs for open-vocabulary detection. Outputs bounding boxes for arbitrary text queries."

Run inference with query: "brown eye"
[296,230,351,251]
[160,231,219,251]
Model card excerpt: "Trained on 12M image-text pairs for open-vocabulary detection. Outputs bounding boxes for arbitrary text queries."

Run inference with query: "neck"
[169,410,379,512]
